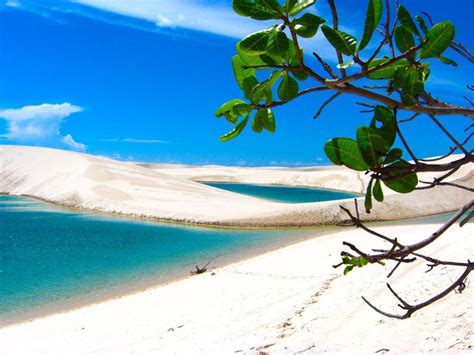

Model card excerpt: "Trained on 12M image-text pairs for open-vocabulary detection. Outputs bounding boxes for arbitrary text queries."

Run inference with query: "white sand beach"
[0,145,472,353]
[1,222,472,353]
[1,145,472,226]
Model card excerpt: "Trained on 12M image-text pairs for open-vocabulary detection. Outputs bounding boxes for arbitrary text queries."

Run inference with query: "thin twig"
[327,0,346,77]
[313,52,337,79]
[314,92,342,120]
[428,115,470,155]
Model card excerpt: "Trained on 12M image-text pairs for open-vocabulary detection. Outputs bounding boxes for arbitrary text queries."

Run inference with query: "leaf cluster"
[342,255,369,275]
[215,0,474,316]
[324,106,418,212]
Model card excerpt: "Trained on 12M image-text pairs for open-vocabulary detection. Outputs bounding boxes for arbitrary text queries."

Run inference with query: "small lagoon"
[203,182,356,203]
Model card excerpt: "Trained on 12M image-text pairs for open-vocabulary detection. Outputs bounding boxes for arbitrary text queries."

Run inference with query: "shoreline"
[0,222,339,328]
[2,146,471,228]
[0,209,457,329]
[198,180,364,196]
[2,220,472,353]
[0,192,349,231]
[0,191,464,230]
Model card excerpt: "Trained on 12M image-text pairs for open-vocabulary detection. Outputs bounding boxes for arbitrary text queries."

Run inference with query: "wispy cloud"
[3,1,335,57]
[100,137,169,144]
[5,0,21,8]
[74,0,335,55]
[75,0,266,38]
[0,102,86,151]
[62,133,86,151]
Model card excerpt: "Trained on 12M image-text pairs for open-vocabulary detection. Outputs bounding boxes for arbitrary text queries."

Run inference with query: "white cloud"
[0,103,86,151]
[73,1,336,58]
[62,134,86,152]
[75,0,270,38]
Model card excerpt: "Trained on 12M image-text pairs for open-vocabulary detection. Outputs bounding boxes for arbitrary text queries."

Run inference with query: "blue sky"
[0,0,472,165]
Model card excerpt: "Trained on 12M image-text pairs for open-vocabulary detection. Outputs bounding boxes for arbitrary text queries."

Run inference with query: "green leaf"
[397,5,420,37]
[215,99,247,118]
[216,100,251,124]
[343,256,368,267]
[220,116,250,142]
[342,256,368,274]
[382,160,418,193]
[232,55,256,89]
[384,148,402,165]
[233,0,283,20]
[321,25,357,55]
[242,76,259,100]
[373,179,384,202]
[356,126,389,167]
[359,0,383,51]
[396,67,424,105]
[420,21,455,59]
[252,111,264,133]
[251,71,281,104]
[288,0,316,16]
[394,25,415,54]
[416,15,429,35]
[292,13,325,38]
[365,179,373,213]
[263,109,276,132]
[259,54,280,66]
[343,265,354,275]
[236,42,266,66]
[324,138,370,171]
[252,109,276,133]
[370,106,396,147]
[437,56,458,66]
[285,0,298,14]
[267,29,289,56]
[240,29,273,55]
[286,39,304,66]
[358,257,368,267]
[232,103,253,117]
[367,58,410,80]
[291,68,309,80]
[278,74,299,101]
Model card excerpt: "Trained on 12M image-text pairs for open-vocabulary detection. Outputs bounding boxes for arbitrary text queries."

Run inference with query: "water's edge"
[1,224,339,328]
[0,194,456,328]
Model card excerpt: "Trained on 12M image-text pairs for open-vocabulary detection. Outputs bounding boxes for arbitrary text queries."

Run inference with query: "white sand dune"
[1,223,472,353]
[1,145,473,352]
[1,145,472,227]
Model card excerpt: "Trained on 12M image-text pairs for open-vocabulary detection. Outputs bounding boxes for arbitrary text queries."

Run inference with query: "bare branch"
[312,51,337,79]
[429,115,470,155]
[398,113,420,123]
[363,265,472,319]
[313,92,342,120]
[327,0,346,77]
[395,117,419,163]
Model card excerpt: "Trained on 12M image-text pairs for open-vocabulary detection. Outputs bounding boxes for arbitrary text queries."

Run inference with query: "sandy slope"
[1,222,472,354]
[1,145,472,227]
[1,145,472,353]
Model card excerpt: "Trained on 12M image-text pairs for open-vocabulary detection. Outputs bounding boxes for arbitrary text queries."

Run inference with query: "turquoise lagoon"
[0,186,454,325]
[0,194,333,325]
[204,182,356,203]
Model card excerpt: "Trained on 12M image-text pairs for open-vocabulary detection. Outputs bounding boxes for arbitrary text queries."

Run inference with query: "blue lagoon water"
[0,195,327,325]
[204,182,357,203]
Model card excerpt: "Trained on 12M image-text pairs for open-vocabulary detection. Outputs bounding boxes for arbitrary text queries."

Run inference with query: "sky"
[0,0,472,166]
